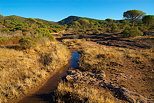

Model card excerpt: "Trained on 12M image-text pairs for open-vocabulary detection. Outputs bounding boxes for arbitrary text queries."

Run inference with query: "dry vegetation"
[0,39,70,103]
[55,81,127,103]
[62,38,154,101]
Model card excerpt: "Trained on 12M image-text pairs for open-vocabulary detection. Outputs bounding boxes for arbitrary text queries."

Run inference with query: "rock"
[66,75,74,81]
[65,69,148,103]
[106,84,148,103]
[119,87,148,103]
[67,70,76,75]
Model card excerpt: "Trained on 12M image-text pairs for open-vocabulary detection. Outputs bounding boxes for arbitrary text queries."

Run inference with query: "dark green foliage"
[0,13,152,38]
[36,28,54,40]
[122,26,143,37]
[58,16,103,25]
[119,19,129,24]
[78,19,89,25]
[58,16,81,25]
[38,33,54,40]
[0,28,10,33]
[63,16,108,34]
[105,18,115,24]
[0,37,6,42]
[138,25,149,32]
[123,10,146,23]
[142,15,154,26]
[0,15,65,38]
[19,37,36,49]
[110,23,119,33]
[72,21,80,26]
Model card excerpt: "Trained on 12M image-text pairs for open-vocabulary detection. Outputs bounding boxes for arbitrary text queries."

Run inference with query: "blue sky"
[0,0,154,22]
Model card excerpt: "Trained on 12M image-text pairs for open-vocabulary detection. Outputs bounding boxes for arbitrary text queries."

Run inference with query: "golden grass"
[55,81,127,103]
[62,39,154,100]
[0,40,70,103]
[62,39,153,71]
[129,35,154,40]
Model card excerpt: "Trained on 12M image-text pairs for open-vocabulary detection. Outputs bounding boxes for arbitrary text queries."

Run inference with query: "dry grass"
[63,39,153,71]
[0,40,70,103]
[62,39,154,100]
[55,81,127,103]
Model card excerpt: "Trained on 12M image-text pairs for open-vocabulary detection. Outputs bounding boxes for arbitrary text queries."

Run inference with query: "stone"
[67,70,76,75]
[119,87,148,103]
[66,75,74,81]
[65,69,148,103]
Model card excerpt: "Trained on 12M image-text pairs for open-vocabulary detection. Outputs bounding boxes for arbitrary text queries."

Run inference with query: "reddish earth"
[59,33,154,101]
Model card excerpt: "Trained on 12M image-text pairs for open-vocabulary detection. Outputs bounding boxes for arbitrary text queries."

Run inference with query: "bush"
[110,23,119,33]
[0,37,6,43]
[138,25,149,32]
[122,26,143,37]
[37,33,54,40]
[0,28,10,33]
[19,37,36,49]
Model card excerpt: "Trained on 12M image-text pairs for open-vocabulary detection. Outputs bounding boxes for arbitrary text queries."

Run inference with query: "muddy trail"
[18,51,80,103]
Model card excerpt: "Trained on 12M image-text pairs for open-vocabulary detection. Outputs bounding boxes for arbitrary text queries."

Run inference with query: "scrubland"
[0,39,70,103]
[54,81,127,103]
[0,13,154,103]
[59,36,154,102]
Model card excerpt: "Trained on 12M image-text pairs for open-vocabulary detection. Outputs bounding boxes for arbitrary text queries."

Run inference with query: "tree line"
[66,10,154,37]
[0,9,154,39]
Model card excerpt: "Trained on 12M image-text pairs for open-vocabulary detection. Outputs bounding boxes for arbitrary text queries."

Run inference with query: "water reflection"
[19,51,80,103]
[69,51,80,69]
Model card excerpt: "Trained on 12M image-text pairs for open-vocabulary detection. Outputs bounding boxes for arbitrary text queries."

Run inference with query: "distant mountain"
[58,16,104,25]
[0,15,65,37]
[0,15,58,25]
[58,16,81,25]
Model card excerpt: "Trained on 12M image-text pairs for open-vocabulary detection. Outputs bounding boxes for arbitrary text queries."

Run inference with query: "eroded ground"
[58,33,154,102]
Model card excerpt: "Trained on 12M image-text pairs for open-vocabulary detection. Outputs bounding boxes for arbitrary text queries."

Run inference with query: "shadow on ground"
[58,33,153,49]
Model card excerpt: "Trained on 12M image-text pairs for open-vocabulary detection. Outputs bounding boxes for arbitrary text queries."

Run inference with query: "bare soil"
[59,33,154,101]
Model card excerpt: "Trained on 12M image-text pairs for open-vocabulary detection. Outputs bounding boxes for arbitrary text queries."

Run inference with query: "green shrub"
[0,37,6,43]
[0,28,10,33]
[122,26,143,37]
[110,23,119,33]
[19,37,36,49]
[37,33,54,40]
[138,25,149,32]
[37,28,54,40]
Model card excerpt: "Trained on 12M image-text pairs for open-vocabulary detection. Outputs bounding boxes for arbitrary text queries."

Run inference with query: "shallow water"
[19,51,80,103]
[69,51,80,69]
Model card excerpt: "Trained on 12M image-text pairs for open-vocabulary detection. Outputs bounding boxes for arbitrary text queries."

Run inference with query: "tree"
[119,19,129,24]
[122,26,143,37]
[142,15,154,26]
[105,18,114,24]
[123,10,146,25]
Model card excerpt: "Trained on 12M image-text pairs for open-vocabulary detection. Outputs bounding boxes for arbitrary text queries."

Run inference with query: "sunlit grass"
[0,40,70,103]
[55,81,127,103]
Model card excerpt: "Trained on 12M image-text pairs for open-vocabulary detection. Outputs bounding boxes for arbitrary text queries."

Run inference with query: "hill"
[0,15,65,39]
[58,16,81,25]
[58,16,104,25]
[1,15,57,25]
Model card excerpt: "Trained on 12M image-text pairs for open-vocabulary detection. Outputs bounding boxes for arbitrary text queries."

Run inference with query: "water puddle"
[69,51,80,69]
[18,51,80,103]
